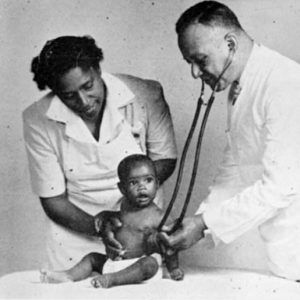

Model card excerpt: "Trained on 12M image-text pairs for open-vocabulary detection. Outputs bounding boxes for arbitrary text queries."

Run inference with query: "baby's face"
[123,163,158,208]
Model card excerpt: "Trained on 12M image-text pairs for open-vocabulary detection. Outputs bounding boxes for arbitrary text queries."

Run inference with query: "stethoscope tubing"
[158,50,234,233]
[157,81,205,231]
[169,92,215,234]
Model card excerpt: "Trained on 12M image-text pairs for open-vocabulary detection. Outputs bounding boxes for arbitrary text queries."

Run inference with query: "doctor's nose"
[191,63,202,79]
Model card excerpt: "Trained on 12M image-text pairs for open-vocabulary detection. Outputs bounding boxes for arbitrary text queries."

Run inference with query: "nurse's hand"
[157,214,207,254]
[94,210,125,259]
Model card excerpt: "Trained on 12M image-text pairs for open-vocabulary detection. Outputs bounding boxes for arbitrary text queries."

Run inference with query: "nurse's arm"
[40,192,121,243]
[145,80,177,182]
[40,192,99,236]
[154,158,177,184]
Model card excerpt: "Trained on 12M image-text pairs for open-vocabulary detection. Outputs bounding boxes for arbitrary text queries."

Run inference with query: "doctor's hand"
[158,214,207,254]
[94,210,125,259]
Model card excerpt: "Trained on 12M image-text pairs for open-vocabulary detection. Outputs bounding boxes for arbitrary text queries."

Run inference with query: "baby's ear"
[118,182,126,195]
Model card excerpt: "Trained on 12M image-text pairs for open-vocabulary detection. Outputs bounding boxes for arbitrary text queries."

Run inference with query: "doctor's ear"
[225,33,238,52]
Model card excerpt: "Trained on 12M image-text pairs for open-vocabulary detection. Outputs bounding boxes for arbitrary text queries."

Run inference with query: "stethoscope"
[158,48,235,234]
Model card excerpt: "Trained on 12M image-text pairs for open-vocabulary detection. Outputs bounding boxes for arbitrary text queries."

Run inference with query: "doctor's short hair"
[117,154,157,183]
[176,1,243,35]
[31,35,103,91]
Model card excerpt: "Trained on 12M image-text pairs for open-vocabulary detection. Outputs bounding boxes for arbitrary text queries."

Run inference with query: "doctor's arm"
[200,91,300,244]
[157,138,238,251]
[160,90,300,251]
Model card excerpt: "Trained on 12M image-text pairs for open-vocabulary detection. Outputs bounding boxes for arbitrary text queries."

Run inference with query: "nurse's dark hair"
[31,35,104,91]
[118,154,157,183]
[176,1,243,34]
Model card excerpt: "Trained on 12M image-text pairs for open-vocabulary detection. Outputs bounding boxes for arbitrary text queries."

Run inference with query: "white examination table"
[1,267,299,299]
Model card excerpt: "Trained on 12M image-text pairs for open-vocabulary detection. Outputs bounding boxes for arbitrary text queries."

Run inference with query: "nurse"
[23,35,177,270]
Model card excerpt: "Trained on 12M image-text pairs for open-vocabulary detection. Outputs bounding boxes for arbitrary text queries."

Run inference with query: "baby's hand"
[113,250,126,261]
[106,246,126,260]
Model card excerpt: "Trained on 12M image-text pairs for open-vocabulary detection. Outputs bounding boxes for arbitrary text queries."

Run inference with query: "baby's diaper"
[103,253,163,282]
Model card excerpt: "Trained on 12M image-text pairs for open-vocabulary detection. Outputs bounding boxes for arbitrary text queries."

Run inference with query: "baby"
[41,154,184,288]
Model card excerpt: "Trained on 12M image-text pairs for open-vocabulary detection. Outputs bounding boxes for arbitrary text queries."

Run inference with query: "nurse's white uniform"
[23,73,176,270]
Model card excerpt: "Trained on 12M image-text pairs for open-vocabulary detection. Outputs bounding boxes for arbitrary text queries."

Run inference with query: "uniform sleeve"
[196,136,242,215]
[203,88,300,243]
[145,81,177,161]
[23,106,66,197]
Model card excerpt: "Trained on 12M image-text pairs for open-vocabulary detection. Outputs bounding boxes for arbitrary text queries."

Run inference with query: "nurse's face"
[56,66,105,122]
[122,162,158,209]
[178,23,233,92]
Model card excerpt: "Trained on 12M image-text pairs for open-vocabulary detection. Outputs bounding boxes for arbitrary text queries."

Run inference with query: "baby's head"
[117,154,159,208]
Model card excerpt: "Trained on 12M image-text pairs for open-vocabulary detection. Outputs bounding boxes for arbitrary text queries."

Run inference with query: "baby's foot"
[91,275,110,288]
[40,269,72,283]
[169,268,184,281]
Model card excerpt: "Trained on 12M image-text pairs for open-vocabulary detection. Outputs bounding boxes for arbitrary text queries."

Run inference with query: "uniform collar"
[229,43,260,106]
[45,72,135,143]
[239,43,261,87]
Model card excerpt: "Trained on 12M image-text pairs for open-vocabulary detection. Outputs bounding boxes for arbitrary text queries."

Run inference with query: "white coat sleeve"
[203,88,300,243]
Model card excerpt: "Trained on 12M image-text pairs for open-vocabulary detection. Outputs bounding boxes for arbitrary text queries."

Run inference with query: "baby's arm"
[143,208,184,281]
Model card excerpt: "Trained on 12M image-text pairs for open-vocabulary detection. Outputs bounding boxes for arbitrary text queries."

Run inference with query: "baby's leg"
[41,252,107,283]
[91,255,158,288]
[164,251,184,281]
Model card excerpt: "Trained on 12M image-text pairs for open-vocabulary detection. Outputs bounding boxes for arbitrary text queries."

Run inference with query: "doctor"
[159,1,300,281]
[23,35,177,270]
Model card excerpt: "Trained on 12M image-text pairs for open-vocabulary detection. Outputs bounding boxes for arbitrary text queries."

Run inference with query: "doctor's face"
[178,23,233,91]
[56,66,105,121]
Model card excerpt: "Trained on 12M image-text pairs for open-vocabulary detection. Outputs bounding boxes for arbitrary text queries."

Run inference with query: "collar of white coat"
[238,43,264,88]
[229,43,267,107]
[45,72,135,143]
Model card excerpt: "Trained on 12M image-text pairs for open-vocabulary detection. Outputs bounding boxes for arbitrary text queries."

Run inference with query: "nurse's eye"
[83,80,94,90]
[60,92,76,101]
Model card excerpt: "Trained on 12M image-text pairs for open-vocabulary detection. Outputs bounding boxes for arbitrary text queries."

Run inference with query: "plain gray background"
[1,0,300,276]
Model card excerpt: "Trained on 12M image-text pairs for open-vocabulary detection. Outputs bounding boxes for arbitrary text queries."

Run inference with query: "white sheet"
[0,268,299,300]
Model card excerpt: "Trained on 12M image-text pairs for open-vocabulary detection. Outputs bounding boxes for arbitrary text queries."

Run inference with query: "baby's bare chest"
[114,208,163,258]
[121,208,162,233]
